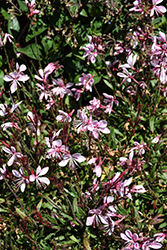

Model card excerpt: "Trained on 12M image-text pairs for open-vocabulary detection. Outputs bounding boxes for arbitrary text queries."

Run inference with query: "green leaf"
[80,9,88,17]
[0,198,5,203]
[93,75,101,85]
[17,0,28,12]
[64,188,77,198]
[114,128,124,137]
[8,16,20,33]
[103,79,113,90]
[17,44,42,60]
[149,116,154,133]
[0,208,8,212]
[70,235,80,243]
[37,199,43,212]
[26,27,47,42]
[1,8,11,20]
[0,70,4,85]
[159,222,167,229]
[41,37,53,53]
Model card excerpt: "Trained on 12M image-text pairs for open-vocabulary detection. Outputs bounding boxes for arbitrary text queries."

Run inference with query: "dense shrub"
[0,0,167,249]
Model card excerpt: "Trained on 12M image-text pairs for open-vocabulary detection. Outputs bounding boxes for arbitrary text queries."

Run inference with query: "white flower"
[30,166,50,189]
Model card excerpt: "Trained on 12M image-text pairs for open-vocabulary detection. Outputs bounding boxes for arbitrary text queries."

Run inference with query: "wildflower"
[44,62,63,76]
[36,83,51,101]
[52,78,73,98]
[1,122,21,131]
[81,35,98,63]
[129,0,143,13]
[88,157,105,177]
[12,167,28,192]
[103,196,117,213]
[119,151,134,167]
[154,233,166,242]
[100,216,115,235]
[2,146,23,166]
[150,0,167,16]
[131,141,149,155]
[25,0,40,18]
[27,111,41,136]
[16,63,27,74]
[103,93,119,114]
[141,240,162,249]
[2,33,14,45]
[120,53,137,70]
[29,166,50,189]
[121,229,140,249]
[46,139,68,159]
[76,73,95,92]
[0,104,8,116]
[114,41,124,55]
[131,185,146,193]
[152,134,161,143]
[73,110,93,133]
[3,69,29,94]
[88,120,110,139]
[56,109,74,123]
[59,153,86,169]
[0,165,7,180]
[87,97,102,112]
[117,68,133,85]
[86,208,107,227]
[71,88,83,101]
[35,69,49,84]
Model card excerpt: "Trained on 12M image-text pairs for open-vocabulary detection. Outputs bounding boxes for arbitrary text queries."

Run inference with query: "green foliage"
[0,0,167,249]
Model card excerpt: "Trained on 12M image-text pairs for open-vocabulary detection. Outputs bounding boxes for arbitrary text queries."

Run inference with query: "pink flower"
[87,97,102,112]
[103,93,119,114]
[121,230,140,249]
[25,0,40,18]
[131,185,146,193]
[88,157,105,177]
[74,110,93,133]
[12,167,28,192]
[59,153,86,169]
[86,208,107,227]
[81,36,98,63]
[56,110,74,123]
[71,88,83,101]
[154,233,166,242]
[76,73,95,92]
[3,70,29,94]
[152,134,161,143]
[29,166,50,189]
[36,83,51,101]
[0,104,8,116]
[119,151,134,166]
[100,216,115,236]
[52,78,73,98]
[129,0,144,13]
[27,111,41,136]
[88,120,110,139]
[1,122,21,131]
[117,68,133,85]
[2,33,14,45]
[131,141,149,155]
[46,139,68,159]
[2,146,23,166]
[35,68,49,84]
[120,53,137,70]
[44,62,63,76]
[0,165,7,180]
[142,240,162,249]
[150,0,167,16]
